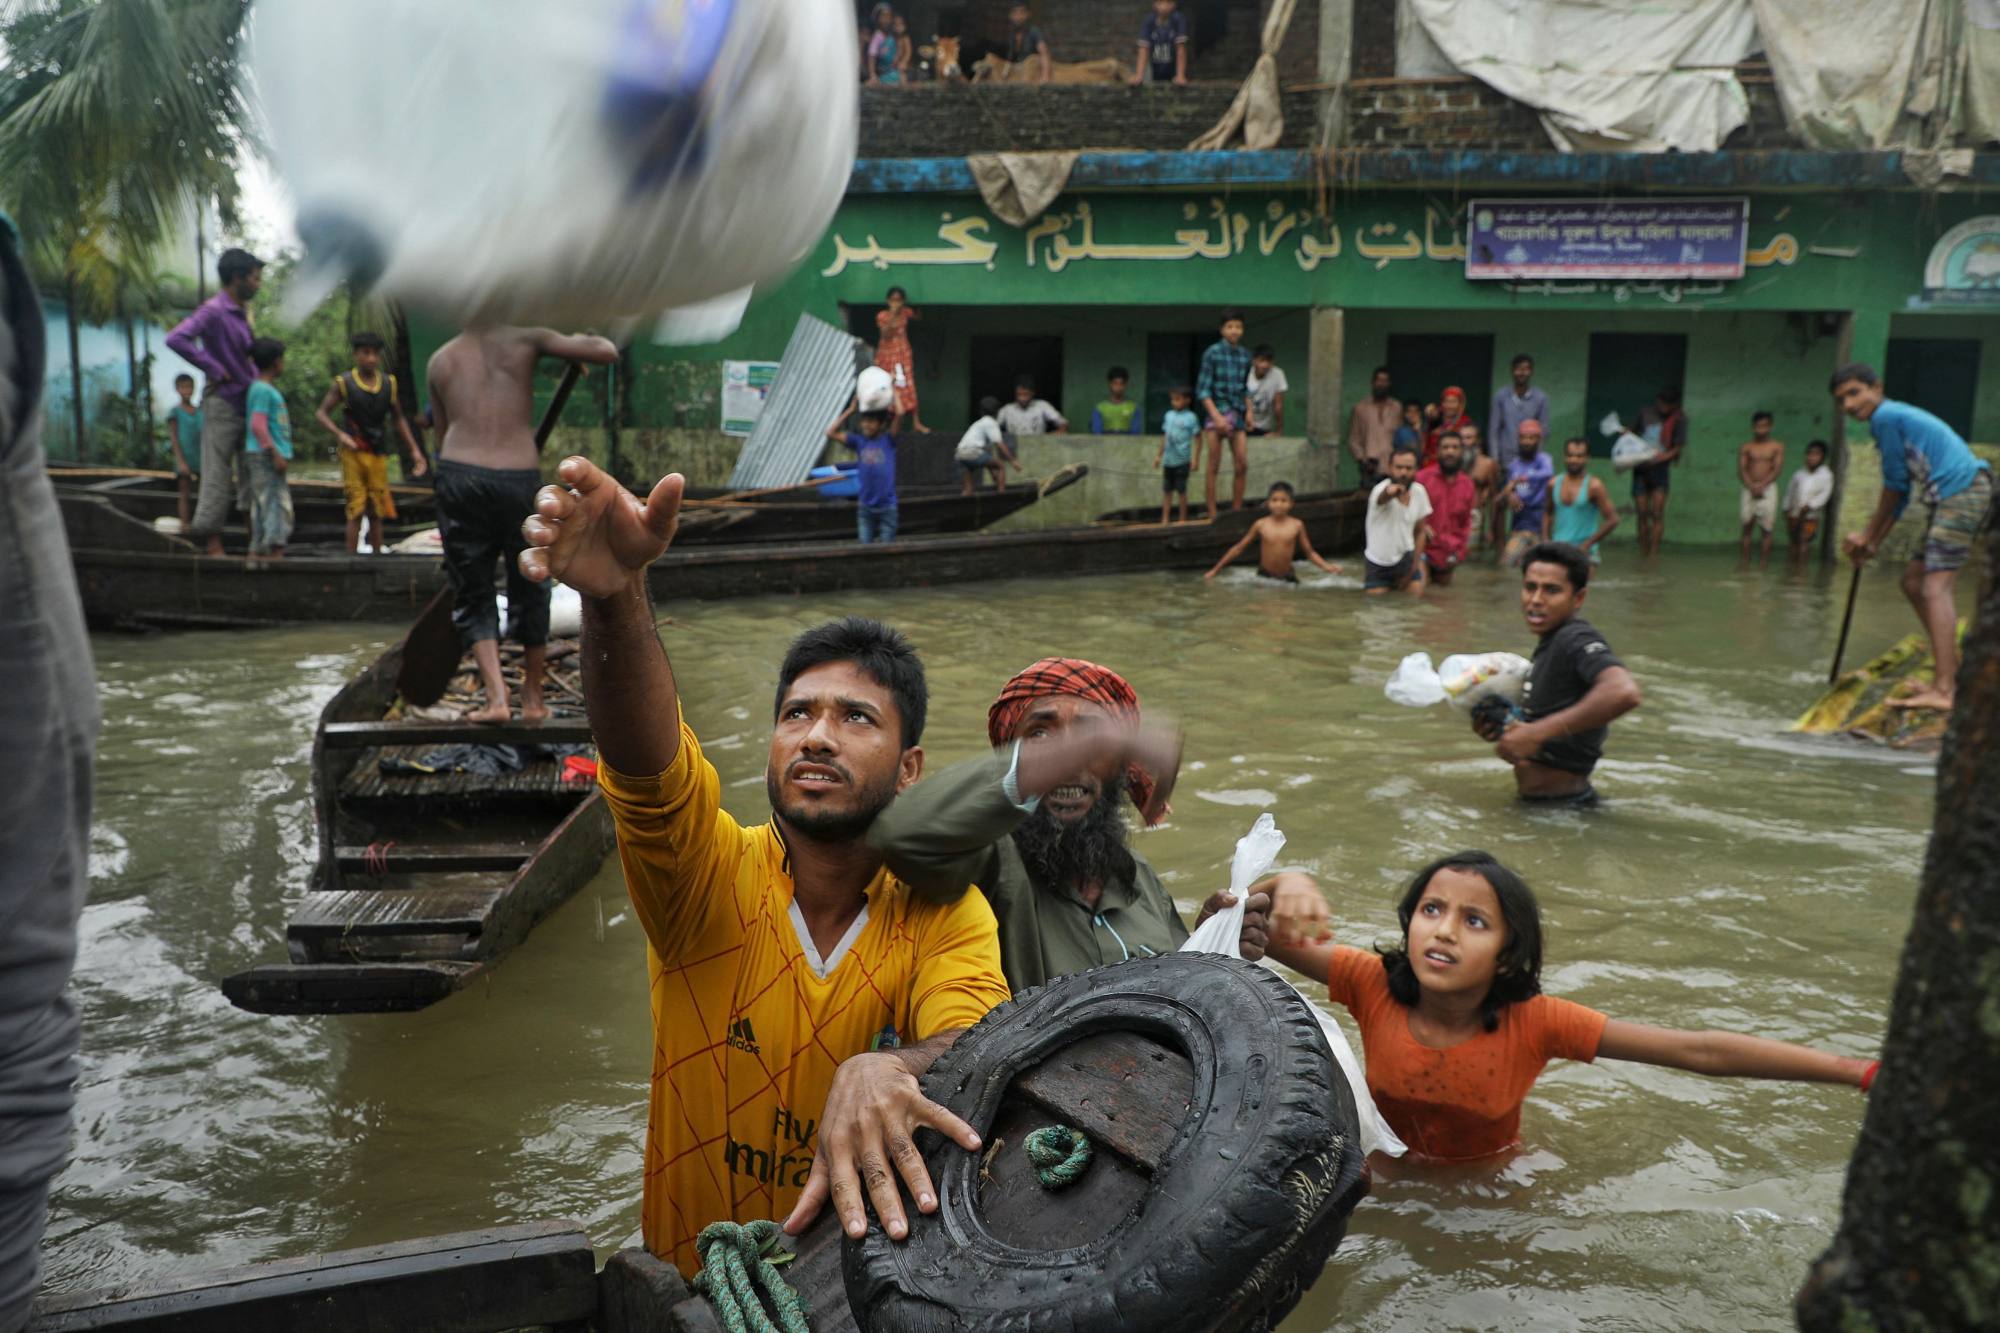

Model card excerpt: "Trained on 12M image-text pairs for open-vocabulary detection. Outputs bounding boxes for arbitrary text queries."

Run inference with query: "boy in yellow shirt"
[519,458,1009,1274]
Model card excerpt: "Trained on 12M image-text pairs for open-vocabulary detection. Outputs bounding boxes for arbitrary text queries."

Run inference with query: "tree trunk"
[1796,525,2000,1325]
[64,275,87,463]
[124,308,140,451]
[387,303,428,461]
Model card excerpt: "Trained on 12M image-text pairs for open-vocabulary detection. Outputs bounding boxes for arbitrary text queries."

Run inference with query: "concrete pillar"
[1318,0,1354,145]
[1308,305,1346,481]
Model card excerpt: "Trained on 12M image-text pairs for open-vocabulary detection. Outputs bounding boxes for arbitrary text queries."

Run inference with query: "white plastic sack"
[254,0,857,333]
[856,367,895,414]
[1610,435,1662,472]
[1182,816,1407,1159]
[496,584,584,639]
[1384,652,1530,711]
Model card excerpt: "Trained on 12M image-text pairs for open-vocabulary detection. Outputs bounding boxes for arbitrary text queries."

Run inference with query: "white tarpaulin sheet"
[1751,0,1943,149]
[1404,0,1758,152]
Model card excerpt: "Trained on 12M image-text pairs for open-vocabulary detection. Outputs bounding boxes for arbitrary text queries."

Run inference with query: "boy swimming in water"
[1203,482,1343,583]
[1261,853,1875,1164]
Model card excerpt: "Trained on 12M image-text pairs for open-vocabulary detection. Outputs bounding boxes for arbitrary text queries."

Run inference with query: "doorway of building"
[1383,334,1495,439]
[1145,331,1211,434]
[1885,337,1981,441]
[970,334,1064,422]
[1583,333,1690,458]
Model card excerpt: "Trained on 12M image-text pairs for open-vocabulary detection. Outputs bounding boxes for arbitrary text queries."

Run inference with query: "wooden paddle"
[396,361,586,706]
[1829,563,1862,685]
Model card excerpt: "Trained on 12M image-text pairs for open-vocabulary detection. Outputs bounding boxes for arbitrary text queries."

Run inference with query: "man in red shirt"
[1415,429,1477,590]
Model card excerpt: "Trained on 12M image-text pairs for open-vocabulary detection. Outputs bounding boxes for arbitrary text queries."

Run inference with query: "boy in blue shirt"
[163,372,202,528]
[242,337,293,560]
[827,408,899,544]
[1157,385,1200,523]
[1834,361,1994,712]
[1133,0,1188,85]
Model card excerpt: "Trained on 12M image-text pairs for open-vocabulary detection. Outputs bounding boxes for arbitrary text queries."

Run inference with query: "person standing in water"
[427,327,619,723]
[1414,429,1476,589]
[1260,852,1875,1165]
[1736,410,1785,569]
[1501,419,1555,568]
[1551,436,1620,563]
[1203,482,1343,583]
[1473,542,1641,805]
[1834,362,1994,712]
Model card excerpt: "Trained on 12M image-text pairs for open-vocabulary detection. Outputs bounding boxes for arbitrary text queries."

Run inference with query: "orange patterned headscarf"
[987,657,1157,819]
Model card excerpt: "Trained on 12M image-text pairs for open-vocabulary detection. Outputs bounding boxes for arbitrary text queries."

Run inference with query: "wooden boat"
[57,469,435,549]
[220,592,615,1015]
[57,482,1365,629]
[676,463,1087,544]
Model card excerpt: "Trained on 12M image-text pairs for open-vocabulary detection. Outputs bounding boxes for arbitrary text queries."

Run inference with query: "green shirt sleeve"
[868,748,1027,903]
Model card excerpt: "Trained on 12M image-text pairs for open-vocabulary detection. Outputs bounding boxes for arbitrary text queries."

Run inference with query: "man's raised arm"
[530,329,621,366]
[519,457,684,775]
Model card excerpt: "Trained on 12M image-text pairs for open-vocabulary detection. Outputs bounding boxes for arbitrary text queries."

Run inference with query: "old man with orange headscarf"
[869,657,1271,993]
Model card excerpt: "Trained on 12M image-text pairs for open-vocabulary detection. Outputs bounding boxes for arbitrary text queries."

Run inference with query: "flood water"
[54,551,1952,1330]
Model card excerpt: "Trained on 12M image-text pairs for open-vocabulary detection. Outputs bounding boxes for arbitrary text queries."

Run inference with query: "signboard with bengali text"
[720,359,780,436]
[1465,198,1749,281]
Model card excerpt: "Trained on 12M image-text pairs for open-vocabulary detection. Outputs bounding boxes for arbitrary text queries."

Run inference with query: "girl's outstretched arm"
[1260,872,1337,978]
[1596,1021,1876,1088]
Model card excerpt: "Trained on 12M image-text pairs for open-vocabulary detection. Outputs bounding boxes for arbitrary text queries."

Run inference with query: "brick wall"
[1350,0,1396,78]
[1343,67,1800,151]
[859,83,1321,155]
[1345,77,1553,151]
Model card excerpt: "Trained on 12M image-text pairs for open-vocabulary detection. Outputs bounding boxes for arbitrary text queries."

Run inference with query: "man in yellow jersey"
[517,457,1010,1275]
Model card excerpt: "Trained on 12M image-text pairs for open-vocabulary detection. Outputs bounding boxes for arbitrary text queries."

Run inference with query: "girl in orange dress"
[875,286,928,433]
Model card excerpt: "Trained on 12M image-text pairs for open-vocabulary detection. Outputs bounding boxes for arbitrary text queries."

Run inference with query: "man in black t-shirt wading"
[1472,541,1642,804]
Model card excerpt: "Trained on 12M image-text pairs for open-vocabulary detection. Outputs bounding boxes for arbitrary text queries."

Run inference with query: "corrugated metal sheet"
[726,314,867,491]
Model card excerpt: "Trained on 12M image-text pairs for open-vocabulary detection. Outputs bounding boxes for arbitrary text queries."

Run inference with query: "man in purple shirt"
[165,248,263,555]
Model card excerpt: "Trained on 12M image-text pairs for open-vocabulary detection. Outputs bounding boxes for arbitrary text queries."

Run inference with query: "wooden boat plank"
[220,961,482,1014]
[320,718,593,749]
[336,756,579,806]
[1012,1031,1194,1174]
[27,1219,594,1332]
[289,882,507,937]
[332,844,531,873]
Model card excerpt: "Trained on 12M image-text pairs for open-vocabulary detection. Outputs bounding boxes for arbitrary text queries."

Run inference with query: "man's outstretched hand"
[519,456,683,597]
[781,1051,981,1243]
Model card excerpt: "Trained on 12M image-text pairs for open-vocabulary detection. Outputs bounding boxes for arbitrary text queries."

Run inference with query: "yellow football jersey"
[600,722,1009,1274]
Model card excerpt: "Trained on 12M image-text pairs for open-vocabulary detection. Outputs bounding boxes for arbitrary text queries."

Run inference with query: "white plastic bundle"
[855,367,895,413]
[1601,410,1661,472]
[253,0,857,334]
[1182,815,1407,1159]
[1384,651,1531,710]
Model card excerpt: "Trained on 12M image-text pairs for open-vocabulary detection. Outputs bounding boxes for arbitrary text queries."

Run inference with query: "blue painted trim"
[849,148,2000,194]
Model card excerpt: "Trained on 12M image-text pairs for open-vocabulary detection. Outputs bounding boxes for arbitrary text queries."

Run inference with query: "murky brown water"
[55,551,1953,1329]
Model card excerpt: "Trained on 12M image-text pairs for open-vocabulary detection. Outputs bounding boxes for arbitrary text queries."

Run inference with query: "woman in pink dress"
[874,286,928,433]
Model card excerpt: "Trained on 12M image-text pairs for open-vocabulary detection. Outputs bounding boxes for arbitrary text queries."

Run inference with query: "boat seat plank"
[220,962,482,1014]
[1012,1031,1194,1174]
[337,748,586,805]
[333,844,531,874]
[321,718,593,749]
[289,884,506,937]
[27,1218,593,1332]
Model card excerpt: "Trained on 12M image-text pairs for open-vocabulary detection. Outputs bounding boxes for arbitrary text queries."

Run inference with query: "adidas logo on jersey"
[726,1017,760,1055]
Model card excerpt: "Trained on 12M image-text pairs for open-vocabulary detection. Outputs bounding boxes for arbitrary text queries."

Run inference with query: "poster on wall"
[1921,216,2000,304]
[1466,198,1749,280]
[720,360,780,437]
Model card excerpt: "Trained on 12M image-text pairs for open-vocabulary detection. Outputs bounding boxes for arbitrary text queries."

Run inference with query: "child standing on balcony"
[1135,0,1189,85]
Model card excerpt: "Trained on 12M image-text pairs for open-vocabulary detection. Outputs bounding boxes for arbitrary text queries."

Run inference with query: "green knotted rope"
[1023,1124,1093,1189]
[690,1220,811,1333]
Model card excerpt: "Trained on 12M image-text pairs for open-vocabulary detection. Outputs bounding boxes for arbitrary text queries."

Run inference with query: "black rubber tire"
[842,952,1367,1333]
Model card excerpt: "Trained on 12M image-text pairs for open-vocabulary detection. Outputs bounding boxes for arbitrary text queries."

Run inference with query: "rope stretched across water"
[691,1220,810,1333]
[1024,1124,1093,1189]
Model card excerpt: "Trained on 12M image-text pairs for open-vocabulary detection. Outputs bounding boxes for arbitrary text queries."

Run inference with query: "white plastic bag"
[1384,651,1530,711]
[856,367,896,414]
[1182,815,1408,1159]
[1601,410,1661,472]
[1384,652,1448,707]
[255,0,857,333]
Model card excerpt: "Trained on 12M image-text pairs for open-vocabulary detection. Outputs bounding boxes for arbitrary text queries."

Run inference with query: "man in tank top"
[314,331,427,553]
[1550,436,1620,562]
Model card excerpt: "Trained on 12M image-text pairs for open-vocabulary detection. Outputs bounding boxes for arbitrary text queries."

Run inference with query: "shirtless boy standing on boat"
[1203,482,1343,583]
[427,327,618,722]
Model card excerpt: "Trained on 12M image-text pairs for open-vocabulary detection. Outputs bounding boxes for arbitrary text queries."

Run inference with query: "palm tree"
[0,0,252,458]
